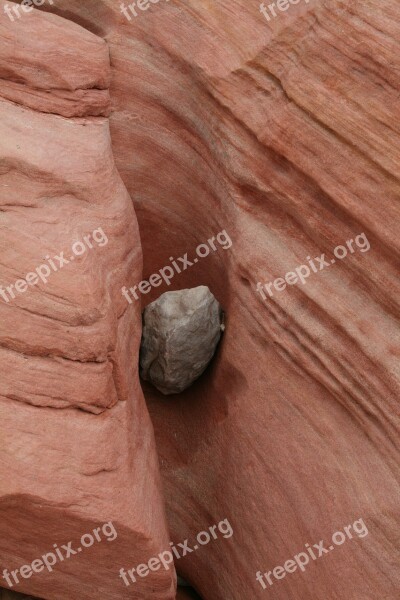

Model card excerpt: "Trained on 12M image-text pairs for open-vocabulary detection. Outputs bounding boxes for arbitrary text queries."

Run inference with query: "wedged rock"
[140,286,222,395]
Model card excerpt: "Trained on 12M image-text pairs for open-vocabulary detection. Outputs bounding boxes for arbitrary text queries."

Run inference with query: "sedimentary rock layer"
[1,1,399,599]
[0,4,174,599]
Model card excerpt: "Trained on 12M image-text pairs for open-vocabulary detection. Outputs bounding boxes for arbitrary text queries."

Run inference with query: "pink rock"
[0,3,174,599]
[1,0,400,599]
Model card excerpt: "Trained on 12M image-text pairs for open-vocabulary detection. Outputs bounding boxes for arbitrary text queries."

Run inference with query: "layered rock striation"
[1,1,399,599]
[0,4,174,599]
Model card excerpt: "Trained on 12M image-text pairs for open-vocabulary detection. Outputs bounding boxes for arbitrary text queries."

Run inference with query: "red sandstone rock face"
[1,1,400,599]
[0,3,174,599]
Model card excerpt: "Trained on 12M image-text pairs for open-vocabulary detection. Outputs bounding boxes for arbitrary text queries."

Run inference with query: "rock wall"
[0,3,174,599]
[1,1,399,599]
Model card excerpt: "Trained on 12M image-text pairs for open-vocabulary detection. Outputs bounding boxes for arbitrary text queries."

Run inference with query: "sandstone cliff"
[0,1,399,599]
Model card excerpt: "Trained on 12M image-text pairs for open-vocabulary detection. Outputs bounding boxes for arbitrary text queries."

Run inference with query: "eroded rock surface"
[1,1,400,600]
[0,4,174,600]
[140,287,222,395]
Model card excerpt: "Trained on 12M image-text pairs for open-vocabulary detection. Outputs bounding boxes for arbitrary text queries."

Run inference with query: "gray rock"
[140,286,222,395]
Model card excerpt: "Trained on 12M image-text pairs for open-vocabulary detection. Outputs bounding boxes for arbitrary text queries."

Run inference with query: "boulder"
[140,287,222,394]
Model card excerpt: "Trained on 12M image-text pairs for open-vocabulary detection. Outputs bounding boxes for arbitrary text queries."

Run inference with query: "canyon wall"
[0,1,399,599]
[0,4,174,599]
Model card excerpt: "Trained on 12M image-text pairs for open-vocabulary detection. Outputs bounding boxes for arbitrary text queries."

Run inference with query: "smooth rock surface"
[1,1,400,600]
[140,287,222,395]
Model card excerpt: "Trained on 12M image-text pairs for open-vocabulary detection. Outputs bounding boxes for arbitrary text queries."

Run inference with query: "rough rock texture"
[140,287,222,395]
[0,4,174,600]
[1,1,400,600]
